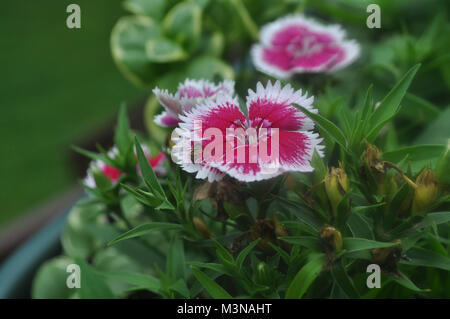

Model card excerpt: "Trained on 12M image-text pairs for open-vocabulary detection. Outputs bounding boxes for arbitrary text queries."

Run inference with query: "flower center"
[286,35,325,59]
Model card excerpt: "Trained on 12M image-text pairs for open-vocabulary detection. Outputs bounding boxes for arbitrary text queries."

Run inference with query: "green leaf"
[32,256,76,299]
[280,236,321,251]
[366,64,420,141]
[108,222,182,246]
[214,240,236,271]
[100,271,160,293]
[120,183,162,207]
[436,139,450,184]
[190,266,232,299]
[400,247,450,271]
[163,2,202,49]
[77,258,114,299]
[167,236,186,280]
[168,279,190,298]
[285,254,324,299]
[390,272,429,293]
[311,150,326,183]
[236,239,260,270]
[114,104,133,158]
[331,260,359,298]
[347,212,374,239]
[343,238,396,254]
[383,144,445,173]
[135,137,165,199]
[187,262,227,274]
[187,55,234,80]
[146,36,187,63]
[296,105,347,151]
[72,145,116,168]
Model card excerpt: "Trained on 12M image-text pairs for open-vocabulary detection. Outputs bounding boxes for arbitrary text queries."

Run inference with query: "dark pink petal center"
[263,24,346,71]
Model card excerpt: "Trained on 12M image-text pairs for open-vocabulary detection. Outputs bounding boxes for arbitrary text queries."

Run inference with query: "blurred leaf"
[436,140,450,184]
[123,0,167,20]
[190,267,232,299]
[167,236,186,280]
[146,36,187,63]
[111,16,162,86]
[32,256,75,299]
[163,1,202,49]
[187,55,234,80]
[77,258,114,299]
[114,104,134,165]
[383,144,445,172]
[108,222,182,246]
[100,271,161,293]
[415,108,450,145]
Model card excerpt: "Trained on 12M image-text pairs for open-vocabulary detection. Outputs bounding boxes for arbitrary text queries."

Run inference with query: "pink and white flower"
[84,146,167,188]
[251,15,360,79]
[171,80,324,182]
[153,79,235,127]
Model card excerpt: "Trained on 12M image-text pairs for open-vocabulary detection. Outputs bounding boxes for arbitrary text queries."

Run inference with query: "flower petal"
[153,87,183,115]
[154,111,180,127]
[173,95,244,182]
[247,80,315,131]
[277,131,324,171]
[252,14,360,78]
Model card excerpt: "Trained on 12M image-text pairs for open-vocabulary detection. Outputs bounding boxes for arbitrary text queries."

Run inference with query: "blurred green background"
[0,1,141,226]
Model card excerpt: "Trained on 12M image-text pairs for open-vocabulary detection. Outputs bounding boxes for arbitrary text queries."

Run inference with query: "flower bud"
[362,143,386,183]
[371,240,402,275]
[412,169,438,216]
[319,225,343,253]
[255,262,271,286]
[324,163,349,218]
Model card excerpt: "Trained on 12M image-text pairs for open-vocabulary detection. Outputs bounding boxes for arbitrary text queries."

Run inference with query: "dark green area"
[0,1,141,225]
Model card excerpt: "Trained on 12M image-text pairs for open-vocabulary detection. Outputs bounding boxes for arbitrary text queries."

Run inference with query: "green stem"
[230,0,259,41]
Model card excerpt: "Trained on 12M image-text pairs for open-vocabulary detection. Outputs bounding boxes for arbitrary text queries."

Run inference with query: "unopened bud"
[324,163,349,217]
[319,225,343,253]
[362,143,386,183]
[412,169,438,216]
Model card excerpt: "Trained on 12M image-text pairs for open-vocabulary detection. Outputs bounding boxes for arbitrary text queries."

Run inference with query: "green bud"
[412,168,439,216]
[324,163,349,218]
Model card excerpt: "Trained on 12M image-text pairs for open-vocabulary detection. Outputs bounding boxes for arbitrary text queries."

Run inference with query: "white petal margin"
[327,40,360,72]
[251,45,291,79]
[259,14,347,47]
[247,80,316,130]
[152,87,183,115]
[277,130,325,173]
